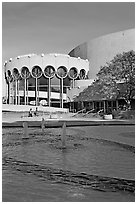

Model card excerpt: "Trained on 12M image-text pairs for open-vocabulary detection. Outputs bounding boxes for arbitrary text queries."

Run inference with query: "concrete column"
[15,80,17,105]
[6,82,8,104]
[17,80,20,105]
[37,79,39,104]
[60,78,63,108]
[35,78,38,106]
[48,78,51,107]
[26,79,29,105]
[24,78,26,105]
[72,79,74,88]
[8,82,10,104]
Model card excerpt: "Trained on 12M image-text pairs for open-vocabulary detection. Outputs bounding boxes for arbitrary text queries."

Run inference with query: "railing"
[72,108,104,118]
[72,108,86,117]
[92,109,104,117]
[82,109,95,117]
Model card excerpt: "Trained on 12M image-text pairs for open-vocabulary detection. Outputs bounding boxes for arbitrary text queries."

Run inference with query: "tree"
[75,50,135,108]
[96,50,135,108]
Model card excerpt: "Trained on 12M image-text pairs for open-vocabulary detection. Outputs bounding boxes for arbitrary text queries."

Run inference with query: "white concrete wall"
[69,28,135,79]
[4,53,89,76]
[87,29,135,79]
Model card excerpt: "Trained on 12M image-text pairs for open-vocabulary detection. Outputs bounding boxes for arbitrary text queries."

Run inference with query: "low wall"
[2,118,135,128]
[2,104,69,113]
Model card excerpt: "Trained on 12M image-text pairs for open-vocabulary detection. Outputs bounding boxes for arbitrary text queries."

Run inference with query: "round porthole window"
[31,66,42,78]
[6,70,13,82]
[79,69,86,79]
[7,70,11,77]
[21,67,30,79]
[57,66,67,79]
[68,67,78,79]
[12,68,20,80]
[44,66,55,78]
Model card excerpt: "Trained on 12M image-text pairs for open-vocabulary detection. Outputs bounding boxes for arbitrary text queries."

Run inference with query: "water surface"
[3,122,135,202]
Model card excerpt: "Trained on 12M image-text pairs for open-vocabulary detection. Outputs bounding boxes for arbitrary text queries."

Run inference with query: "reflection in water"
[2,125,135,202]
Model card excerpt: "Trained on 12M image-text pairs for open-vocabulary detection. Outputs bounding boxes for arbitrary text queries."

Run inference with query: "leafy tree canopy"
[74,50,135,105]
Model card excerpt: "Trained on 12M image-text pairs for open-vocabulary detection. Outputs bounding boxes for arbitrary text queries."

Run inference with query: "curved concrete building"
[3,28,135,111]
[4,53,89,108]
[69,28,135,79]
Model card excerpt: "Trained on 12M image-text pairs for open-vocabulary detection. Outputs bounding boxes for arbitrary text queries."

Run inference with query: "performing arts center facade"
[4,53,89,108]
[3,28,135,110]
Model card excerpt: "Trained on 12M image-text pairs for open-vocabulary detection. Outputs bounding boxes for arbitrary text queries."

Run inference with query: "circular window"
[21,67,30,79]
[7,70,11,77]
[12,68,20,80]
[44,66,55,78]
[68,67,78,79]
[57,66,67,78]
[79,69,86,79]
[32,66,42,78]
[6,70,13,82]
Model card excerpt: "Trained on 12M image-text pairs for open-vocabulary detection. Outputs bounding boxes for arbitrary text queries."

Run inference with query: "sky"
[2,2,135,62]
[2,2,135,96]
